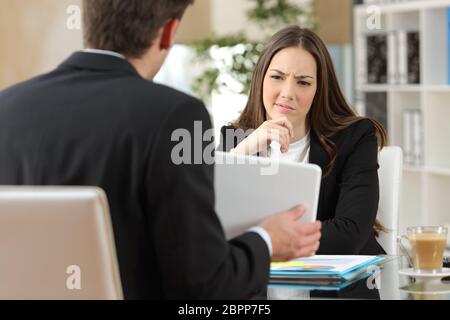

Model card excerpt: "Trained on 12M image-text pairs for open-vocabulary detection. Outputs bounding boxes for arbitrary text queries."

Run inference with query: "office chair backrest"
[0,187,123,300]
[377,147,403,255]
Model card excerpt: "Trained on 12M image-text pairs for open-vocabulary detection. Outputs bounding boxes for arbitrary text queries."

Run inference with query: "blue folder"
[269,271,377,291]
[270,256,385,282]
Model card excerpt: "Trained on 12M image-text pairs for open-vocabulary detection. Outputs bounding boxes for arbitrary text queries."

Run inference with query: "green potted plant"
[191,0,316,100]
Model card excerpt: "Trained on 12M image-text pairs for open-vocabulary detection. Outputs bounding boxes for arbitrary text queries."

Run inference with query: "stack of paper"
[270,255,384,287]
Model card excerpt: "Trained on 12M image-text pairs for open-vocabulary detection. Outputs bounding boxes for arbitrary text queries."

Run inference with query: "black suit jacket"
[0,52,270,299]
[219,119,385,255]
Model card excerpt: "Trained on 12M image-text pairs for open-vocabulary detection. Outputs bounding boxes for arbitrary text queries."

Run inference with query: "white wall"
[210,0,313,41]
[0,0,83,89]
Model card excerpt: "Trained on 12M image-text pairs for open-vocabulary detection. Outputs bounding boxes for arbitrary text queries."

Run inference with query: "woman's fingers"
[235,119,293,155]
[271,117,294,139]
[268,124,290,153]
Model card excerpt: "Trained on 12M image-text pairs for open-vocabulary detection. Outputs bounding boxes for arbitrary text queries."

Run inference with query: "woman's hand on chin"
[232,117,294,156]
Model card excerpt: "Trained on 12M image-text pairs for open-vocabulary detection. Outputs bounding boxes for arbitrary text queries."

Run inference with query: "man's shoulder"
[0,70,208,129]
[152,82,203,107]
[128,80,205,114]
[0,72,52,100]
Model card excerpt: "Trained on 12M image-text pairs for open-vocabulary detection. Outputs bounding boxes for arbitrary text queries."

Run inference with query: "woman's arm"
[317,120,380,254]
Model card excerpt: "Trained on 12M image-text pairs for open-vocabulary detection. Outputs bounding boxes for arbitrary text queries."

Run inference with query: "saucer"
[400,282,450,295]
[399,268,450,279]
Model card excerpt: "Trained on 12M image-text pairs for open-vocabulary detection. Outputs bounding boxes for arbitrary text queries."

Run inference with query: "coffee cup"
[398,226,447,273]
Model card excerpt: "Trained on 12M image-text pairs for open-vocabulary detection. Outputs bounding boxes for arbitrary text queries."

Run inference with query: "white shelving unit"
[354,0,450,235]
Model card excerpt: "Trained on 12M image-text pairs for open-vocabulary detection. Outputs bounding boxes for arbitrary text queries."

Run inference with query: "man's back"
[0,52,270,299]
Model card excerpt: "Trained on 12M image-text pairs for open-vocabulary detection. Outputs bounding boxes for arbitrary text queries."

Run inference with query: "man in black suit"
[0,0,321,299]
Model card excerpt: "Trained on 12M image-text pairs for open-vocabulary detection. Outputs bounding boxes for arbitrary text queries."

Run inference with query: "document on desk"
[270,255,384,281]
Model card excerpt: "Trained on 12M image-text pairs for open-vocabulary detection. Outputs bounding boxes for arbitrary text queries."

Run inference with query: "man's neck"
[127,56,154,80]
[83,46,160,80]
[127,45,164,80]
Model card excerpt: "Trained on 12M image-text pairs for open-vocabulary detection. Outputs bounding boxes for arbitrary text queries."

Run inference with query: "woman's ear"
[160,19,179,50]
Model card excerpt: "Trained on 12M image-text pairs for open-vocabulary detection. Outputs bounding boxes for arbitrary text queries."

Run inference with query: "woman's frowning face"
[262,46,317,128]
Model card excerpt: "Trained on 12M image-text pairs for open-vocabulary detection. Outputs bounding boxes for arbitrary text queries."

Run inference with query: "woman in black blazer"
[219,26,387,255]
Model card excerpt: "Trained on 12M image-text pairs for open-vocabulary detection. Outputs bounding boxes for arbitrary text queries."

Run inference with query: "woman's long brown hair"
[233,26,388,236]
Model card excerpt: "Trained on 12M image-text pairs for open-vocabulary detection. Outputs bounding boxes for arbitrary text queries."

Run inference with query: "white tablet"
[214,151,322,239]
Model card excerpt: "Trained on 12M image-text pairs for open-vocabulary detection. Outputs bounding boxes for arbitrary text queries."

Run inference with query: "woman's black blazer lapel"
[308,130,329,178]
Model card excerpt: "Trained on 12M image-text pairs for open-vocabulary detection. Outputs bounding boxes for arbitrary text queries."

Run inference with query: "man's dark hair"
[82,0,194,58]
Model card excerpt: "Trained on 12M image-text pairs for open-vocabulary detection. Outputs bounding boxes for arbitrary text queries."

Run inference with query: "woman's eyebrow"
[295,75,314,80]
[269,69,314,80]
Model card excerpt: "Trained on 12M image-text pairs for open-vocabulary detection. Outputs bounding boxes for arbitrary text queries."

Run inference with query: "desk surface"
[267,256,450,300]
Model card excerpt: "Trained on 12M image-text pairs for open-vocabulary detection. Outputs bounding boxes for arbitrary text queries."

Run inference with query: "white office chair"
[0,187,123,300]
[376,146,403,255]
